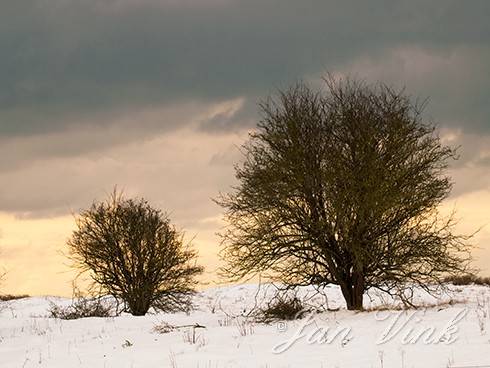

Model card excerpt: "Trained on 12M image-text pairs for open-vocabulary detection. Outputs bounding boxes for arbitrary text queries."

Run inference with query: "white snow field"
[1,283,489,368]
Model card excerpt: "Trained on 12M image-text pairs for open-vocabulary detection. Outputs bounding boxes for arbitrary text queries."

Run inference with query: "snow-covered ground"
[1,283,489,367]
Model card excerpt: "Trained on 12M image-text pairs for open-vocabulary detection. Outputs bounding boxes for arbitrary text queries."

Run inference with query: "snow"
[1,284,489,367]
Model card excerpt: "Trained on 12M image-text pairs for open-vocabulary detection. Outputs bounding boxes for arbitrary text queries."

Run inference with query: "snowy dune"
[1,284,489,367]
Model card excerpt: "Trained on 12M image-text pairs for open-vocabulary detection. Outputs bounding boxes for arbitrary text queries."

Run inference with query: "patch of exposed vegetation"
[444,274,490,286]
[0,294,30,302]
[49,296,115,320]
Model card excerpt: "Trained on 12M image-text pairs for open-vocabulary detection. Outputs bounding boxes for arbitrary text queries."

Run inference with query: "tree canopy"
[68,191,203,315]
[217,77,472,310]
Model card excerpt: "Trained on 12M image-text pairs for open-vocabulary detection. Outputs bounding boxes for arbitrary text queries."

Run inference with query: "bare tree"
[67,190,203,316]
[217,77,473,310]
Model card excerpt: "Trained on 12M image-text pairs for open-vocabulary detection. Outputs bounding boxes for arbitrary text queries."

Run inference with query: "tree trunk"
[340,273,364,310]
[127,294,151,316]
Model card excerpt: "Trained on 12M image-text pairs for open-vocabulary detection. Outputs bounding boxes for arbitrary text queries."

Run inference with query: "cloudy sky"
[1,0,489,295]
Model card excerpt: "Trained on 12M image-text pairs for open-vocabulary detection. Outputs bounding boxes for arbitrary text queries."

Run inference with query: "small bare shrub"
[152,321,177,334]
[255,292,308,322]
[153,322,206,344]
[49,295,115,320]
[182,324,206,346]
[444,274,490,286]
[218,314,233,327]
[475,296,488,335]
[236,318,255,336]
[0,294,29,302]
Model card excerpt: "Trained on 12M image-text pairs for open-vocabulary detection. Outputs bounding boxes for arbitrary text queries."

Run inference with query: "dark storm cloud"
[1,0,489,139]
[1,0,490,217]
